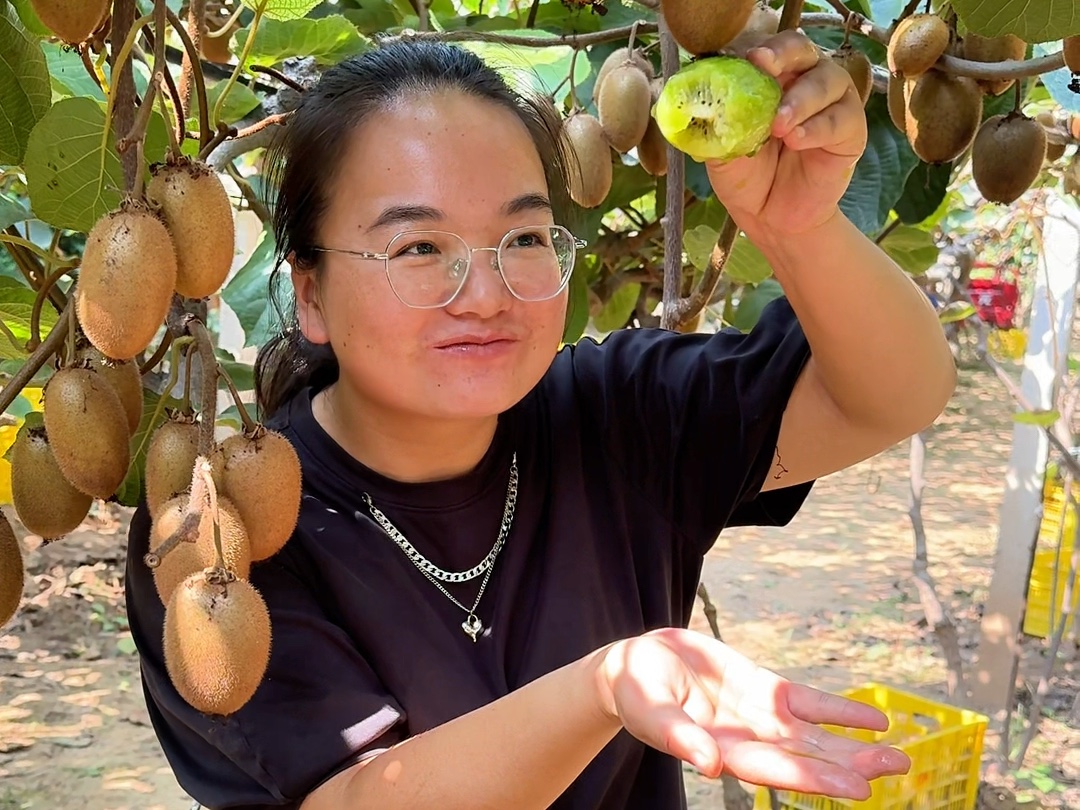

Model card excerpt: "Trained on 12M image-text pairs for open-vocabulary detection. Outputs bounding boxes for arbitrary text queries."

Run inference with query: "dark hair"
[253,39,578,418]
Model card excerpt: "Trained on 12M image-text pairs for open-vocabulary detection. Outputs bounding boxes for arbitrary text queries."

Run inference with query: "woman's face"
[292,90,570,422]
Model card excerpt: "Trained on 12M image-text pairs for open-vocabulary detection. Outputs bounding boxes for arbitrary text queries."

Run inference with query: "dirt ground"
[1,361,1077,810]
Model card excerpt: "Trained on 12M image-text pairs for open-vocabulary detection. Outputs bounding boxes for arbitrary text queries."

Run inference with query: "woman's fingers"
[746,29,821,83]
[720,739,877,799]
[784,682,891,731]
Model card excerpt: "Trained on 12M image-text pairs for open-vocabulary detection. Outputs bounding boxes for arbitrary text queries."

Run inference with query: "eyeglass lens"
[384,226,575,308]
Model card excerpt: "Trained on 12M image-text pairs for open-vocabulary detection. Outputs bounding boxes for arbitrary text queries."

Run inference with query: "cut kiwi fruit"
[961,34,1026,96]
[887,13,950,77]
[832,44,874,106]
[562,112,613,208]
[660,0,756,57]
[972,112,1047,204]
[905,69,983,165]
[598,62,653,153]
[653,55,781,163]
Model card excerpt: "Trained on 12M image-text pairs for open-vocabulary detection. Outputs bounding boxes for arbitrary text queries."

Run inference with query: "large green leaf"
[0,5,51,165]
[220,228,281,348]
[23,97,122,232]
[684,224,718,272]
[894,161,953,225]
[593,282,639,332]
[243,0,323,22]
[879,224,938,276]
[43,42,106,101]
[732,278,784,332]
[190,80,262,128]
[839,95,920,235]
[114,387,183,508]
[235,14,371,67]
[0,192,30,230]
[951,0,1079,43]
[562,262,590,343]
[340,0,401,34]
[8,0,50,37]
[726,236,774,286]
[0,276,58,360]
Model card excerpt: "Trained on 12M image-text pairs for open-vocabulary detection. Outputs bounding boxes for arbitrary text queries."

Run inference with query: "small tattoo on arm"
[772,447,789,480]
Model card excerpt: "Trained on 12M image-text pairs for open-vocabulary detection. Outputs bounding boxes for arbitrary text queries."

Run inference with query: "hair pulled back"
[253,39,577,418]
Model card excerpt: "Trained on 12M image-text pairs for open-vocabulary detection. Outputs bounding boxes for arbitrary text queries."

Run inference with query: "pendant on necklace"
[462,614,482,642]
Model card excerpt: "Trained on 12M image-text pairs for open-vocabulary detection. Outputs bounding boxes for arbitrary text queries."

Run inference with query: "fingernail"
[751,47,777,71]
[775,105,793,128]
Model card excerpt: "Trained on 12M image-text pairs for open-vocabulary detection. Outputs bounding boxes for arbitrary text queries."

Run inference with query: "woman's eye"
[510,232,546,248]
[397,241,439,256]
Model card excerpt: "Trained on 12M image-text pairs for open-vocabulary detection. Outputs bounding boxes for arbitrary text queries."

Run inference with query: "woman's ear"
[290,258,330,345]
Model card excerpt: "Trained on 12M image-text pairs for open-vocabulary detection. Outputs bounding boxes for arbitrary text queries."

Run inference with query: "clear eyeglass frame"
[308,224,587,310]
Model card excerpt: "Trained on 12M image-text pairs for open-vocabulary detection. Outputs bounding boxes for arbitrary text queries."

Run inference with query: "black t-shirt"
[125,296,815,810]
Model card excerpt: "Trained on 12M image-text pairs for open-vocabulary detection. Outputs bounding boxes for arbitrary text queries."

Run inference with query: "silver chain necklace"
[361,452,518,642]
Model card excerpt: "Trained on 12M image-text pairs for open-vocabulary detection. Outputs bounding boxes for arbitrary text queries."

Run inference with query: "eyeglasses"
[309,225,587,309]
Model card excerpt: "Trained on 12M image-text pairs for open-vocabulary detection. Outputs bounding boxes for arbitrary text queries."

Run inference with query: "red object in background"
[968,262,1019,329]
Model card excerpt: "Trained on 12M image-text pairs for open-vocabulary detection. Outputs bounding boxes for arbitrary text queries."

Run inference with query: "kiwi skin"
[961,34,1026,96]
[0,514,24,629]
[43,367,132,500]
[76,201,178,361]
[1037,113,1067,163]
[598,64,653,153]
[905,70,984,165]
[638,79,669,177]
[833,45,874,106]
[10,418,93,540]
[145,416,201,516]
[563,112,613,209]
[972,113,1047,204]
[1064,36,1080,73]
[887,13,950,77]
[163,572,271,715]
[29,0,110,44]
[887,73,909,131]
[77,345,143,435]
[660,0,756,57]
[595,47,653,98]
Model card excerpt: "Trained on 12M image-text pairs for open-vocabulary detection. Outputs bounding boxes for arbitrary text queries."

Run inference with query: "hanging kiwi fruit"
[887,73,910,131]
[595,47,654,96]
[832,44,874,106]
[1064,36,1080,74]
[972,113,1047,204]
[10,414,93,541]
[1036,113,1068,163]
[961,34,1026,96]
[76,343,144,435]
[659,0,756,57]
[724,1,780,56]
[887,13,950,77]
[598,59,653,153]
[0,514,24,629]
[563,111,613,208]
[904,69,984,165]
[145,414,202,516]
[29,0,110,44]
[638,78,669,177]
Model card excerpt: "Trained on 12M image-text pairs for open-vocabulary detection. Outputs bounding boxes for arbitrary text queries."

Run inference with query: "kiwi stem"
[156,84,182,159]
[166,5,211,152]
[30,265,73,351]
[0,297,73,416]
[627,20,640,53]
[139,331,174,376]
[65,297,76,368]
[188,319,219,458]
[143,510,200,569]
[1013,78,1023,113]
[182,341,194,410]
[567,47,581,112]
[679,215,739,326]
[198,461,227,572]
[778,0,805,33]
[198,123,236,163]
[232,112,293,140]
[217,365,259,434]
[211,5,265,134]
[78,47,107,97]
[100,12,156,174]
[656,16,686,332]
[249,65,307,93]
[524,0,539,28]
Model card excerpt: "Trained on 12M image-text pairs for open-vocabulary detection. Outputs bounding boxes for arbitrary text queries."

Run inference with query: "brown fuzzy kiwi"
[0,514,24,629]
[660,0,756,56]
[833,44,874,106]
[598,63,653,153]
[961,33,1026,96]
[595,47,653,99]
[149,495,252,606]
[211,428,302,562]
[887,73,909,131]
[163,571,271,715]
[29,0,110,44]
[1037,113,1067,163]
[145,415,201,516]
[43,366,131,499]
[200,10,237,64]
[147,158,236,300]
[76,201,178,360]
[905,69,984,164]
[724,1,780,56]
[887,13,950,77]
[1065,36,1080,73]
[638,79,669,177]
[76,345,143,435]
[10,416,93,540]
[972,113,1047,204]
[562,112,613,209]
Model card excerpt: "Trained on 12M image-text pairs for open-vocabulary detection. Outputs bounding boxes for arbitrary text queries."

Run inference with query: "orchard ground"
[0,360,1077,810]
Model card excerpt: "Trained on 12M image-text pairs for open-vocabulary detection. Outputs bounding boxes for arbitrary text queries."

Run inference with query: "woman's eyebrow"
[368,204,444,231]
[503,193,552,216]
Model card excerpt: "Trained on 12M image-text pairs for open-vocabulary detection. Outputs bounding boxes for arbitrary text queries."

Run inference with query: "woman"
[125,30,956,810]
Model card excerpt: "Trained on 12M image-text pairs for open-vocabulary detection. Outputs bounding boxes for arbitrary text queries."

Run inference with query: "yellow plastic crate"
[752,683,987,810]
[1025,483,1079,638]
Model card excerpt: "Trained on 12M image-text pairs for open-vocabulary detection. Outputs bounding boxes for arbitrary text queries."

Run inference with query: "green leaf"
[0,5,51,165]
[341,0,401,34]
[8,0,50,37]
[937,301,976,324]
[23,97,122,232]
[879,225,939,275]
[191,80,262,128]
[42,42,106,101]
[562,262,590,343]
[0,192,30,230]
[220,228,281,348]
[950,0,1080,44]
[1013,409,1061,427]
[114,387,183,508]
[216,348,256,393]
[732,278,784,332]
[839,94,920,235]
[726,236,774,286]
[894,161,954,225]
[684,224,718,272]
[236,14,371,68]
[593,282,639,332]
[0,276,58,360]
[243,0,323,22]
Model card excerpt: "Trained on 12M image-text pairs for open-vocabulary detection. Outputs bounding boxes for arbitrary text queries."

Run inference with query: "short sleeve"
[565,295,814,553]
[124,502,406,810]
